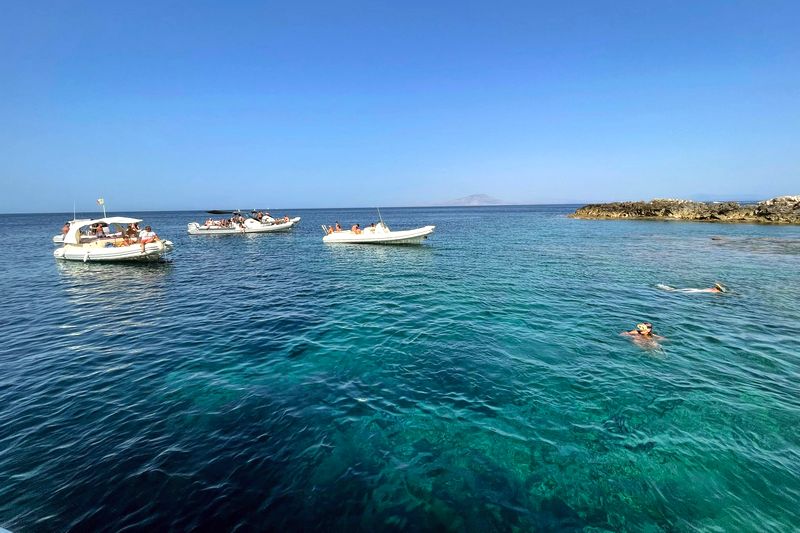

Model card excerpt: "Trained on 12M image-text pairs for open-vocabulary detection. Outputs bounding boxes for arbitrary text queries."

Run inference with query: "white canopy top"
[89,216,143,225]
[64,217,143,244]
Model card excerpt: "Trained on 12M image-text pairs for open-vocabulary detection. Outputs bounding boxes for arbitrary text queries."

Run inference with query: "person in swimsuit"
[622,322,664,340]
[657,282,727,293]
[124,224,138,244]
[139,225,158,251]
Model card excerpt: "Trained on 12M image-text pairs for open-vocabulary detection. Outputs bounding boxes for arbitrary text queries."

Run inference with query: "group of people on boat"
[203,212,292,228]
[203,216,244,228]
[622,282,728,347]
[252,211,291,224]
[326,221,377,235]
[61,221,160,251]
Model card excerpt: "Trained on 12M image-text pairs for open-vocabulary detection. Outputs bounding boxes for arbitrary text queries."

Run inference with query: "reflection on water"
[55,261,172,313]
[55,259,173,281]
[323,240,435,265]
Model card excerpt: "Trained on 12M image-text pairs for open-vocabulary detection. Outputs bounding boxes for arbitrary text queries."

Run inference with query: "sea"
[1,206,799,532]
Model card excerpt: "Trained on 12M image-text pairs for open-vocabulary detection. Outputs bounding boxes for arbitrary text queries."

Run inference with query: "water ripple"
[1,207,799,531]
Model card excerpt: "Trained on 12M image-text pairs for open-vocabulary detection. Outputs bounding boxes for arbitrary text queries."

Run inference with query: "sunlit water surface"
[1,206,799,531]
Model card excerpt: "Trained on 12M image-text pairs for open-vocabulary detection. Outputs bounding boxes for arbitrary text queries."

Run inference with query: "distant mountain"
[439,194,507,207]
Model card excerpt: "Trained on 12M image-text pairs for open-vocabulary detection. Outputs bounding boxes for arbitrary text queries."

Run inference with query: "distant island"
[439,194,507,207]
[570,195,800,224]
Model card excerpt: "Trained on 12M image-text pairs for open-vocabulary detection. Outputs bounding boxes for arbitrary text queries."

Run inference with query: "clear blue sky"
[1,0,798,212]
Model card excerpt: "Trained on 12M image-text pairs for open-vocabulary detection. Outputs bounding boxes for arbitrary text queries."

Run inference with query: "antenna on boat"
[73,201,76,222]
[377,207,385,226]
[97,197,107,217]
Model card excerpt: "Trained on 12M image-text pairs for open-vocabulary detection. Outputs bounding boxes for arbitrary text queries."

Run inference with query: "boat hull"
[54,240,174,262]
[187,217,300,235]
[323,225,435,244]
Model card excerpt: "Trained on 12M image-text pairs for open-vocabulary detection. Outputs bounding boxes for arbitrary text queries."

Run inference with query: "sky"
[1,0,798,213]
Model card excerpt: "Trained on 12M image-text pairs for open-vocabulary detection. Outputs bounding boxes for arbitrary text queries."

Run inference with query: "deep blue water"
[1,206,799,532]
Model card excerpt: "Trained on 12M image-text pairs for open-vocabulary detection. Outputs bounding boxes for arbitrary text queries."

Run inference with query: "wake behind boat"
[322,221,435,244]
[188,210,300,235]
[54,217,173,262]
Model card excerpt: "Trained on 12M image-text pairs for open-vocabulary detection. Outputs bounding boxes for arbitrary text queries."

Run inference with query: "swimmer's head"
[636,322,653,333]
[714,283,727,293]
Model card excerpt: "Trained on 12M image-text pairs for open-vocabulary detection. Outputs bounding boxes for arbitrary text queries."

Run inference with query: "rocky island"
[570,195,800,224]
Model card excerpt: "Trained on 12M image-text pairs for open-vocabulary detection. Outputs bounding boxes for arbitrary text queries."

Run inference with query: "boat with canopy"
[53,217,173,262]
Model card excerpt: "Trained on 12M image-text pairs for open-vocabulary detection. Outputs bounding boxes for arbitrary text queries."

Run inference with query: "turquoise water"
[1,206,799,531]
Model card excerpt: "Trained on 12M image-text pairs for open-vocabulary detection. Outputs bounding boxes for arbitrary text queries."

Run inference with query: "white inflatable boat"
[187,216,300,235]
[322,222,435,244]
[53,217,173,262]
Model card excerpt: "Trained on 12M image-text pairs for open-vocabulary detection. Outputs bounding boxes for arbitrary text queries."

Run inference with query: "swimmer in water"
[657,282,727,293]
[622,322,664,340]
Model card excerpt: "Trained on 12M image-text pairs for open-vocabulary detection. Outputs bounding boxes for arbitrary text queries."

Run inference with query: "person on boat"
[94,224,106,238]
[62,221,70,235]
[657,283,727,293]
[139,225,158,251]
[335,222,342,232]
[124,224,138,243]
[352,223,362,234]
[622,322,663,340]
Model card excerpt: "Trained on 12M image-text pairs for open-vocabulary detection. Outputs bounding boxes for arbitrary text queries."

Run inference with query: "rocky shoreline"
[570,195,800,224]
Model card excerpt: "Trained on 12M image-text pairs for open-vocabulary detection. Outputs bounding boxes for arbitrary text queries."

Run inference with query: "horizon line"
[1,202,591,215]
[0,196,778,216]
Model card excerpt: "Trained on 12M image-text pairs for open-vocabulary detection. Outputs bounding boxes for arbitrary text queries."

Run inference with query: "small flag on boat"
[97,198,105,206]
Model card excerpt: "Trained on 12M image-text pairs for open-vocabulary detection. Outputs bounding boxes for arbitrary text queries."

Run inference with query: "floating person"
[657,282,727,293]
[622,322,664,346]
